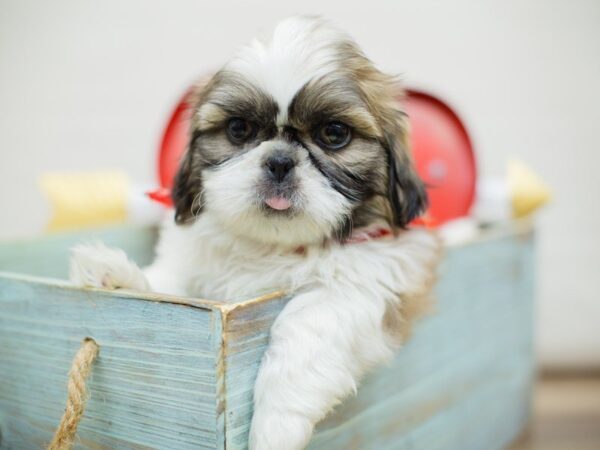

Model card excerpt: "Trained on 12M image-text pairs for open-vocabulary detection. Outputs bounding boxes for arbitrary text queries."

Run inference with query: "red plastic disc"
[403,91,476,225]
[155,89,476,225]
[157,89,194,193]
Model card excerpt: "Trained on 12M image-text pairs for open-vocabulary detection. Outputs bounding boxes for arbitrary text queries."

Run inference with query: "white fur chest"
[147,214,438,304]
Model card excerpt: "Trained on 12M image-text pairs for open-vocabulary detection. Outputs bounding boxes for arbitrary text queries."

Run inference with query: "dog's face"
[173,17,427,247]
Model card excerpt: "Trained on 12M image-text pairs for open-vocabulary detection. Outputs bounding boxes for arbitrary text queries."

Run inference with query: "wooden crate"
[0,222,535,450]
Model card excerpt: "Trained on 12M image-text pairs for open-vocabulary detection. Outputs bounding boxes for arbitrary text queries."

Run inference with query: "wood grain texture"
[0,223,535,449]
[217,296,293,449]
[0,276,220,449]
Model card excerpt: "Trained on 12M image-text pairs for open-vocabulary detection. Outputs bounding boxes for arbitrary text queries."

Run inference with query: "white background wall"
[1,0,599,369]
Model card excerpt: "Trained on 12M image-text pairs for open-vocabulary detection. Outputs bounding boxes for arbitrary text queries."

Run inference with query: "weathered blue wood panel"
[216,294,293,448]
[0,275,219,449]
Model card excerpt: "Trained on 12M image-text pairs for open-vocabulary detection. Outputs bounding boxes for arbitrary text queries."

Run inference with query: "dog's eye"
[226,118,255,144]
[315,122,352,150]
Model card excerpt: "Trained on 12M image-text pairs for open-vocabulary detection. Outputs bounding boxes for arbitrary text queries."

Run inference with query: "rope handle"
[48,337,100,450]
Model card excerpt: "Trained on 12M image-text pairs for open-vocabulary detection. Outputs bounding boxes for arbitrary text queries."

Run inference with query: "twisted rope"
[48,337,100,450]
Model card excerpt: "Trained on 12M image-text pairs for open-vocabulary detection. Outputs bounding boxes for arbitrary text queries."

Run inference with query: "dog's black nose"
[265,155,295,182]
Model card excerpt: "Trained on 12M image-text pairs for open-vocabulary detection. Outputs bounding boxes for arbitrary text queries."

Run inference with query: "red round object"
[155,89,476,225]
[403,90,476,225]
[157,89,194,192]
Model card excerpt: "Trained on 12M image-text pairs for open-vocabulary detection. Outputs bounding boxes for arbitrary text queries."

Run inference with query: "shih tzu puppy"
[70,16,440,450]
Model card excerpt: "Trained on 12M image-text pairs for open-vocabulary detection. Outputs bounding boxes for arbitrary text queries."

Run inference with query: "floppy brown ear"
[173,76,214,225]
[172,134,202,224]
[384,115,428,228]
[354,66,428,228]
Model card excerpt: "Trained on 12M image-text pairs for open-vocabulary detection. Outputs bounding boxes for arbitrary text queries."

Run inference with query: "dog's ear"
[173,134,201,224]
[384,113,428,228]
[357,69,428,228]
[173,76,214,225]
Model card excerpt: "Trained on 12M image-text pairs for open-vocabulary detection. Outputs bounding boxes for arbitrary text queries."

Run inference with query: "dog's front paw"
[249,409,312,450]
[69,243,150,291]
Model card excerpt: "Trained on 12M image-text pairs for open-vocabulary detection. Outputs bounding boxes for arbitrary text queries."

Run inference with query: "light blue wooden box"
[0,222,535,450]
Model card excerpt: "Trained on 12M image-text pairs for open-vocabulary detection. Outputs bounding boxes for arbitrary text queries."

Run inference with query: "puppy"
[70,16,441,450]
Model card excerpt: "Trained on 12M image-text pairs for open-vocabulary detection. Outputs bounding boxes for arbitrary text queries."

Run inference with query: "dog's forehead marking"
[225,16,347,125]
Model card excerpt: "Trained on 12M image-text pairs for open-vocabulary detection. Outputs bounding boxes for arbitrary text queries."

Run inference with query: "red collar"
[344,227,392,244]
[292,227,391,255]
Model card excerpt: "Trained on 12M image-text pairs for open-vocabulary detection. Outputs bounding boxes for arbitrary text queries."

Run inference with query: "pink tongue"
[266,196,291,211]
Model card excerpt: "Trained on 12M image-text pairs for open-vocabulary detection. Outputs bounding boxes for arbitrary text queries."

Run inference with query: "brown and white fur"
[70,16,441,450]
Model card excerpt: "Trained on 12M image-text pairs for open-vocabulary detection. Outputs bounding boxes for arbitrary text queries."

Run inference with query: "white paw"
[69,242,150,291]
[249,409,313,450]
